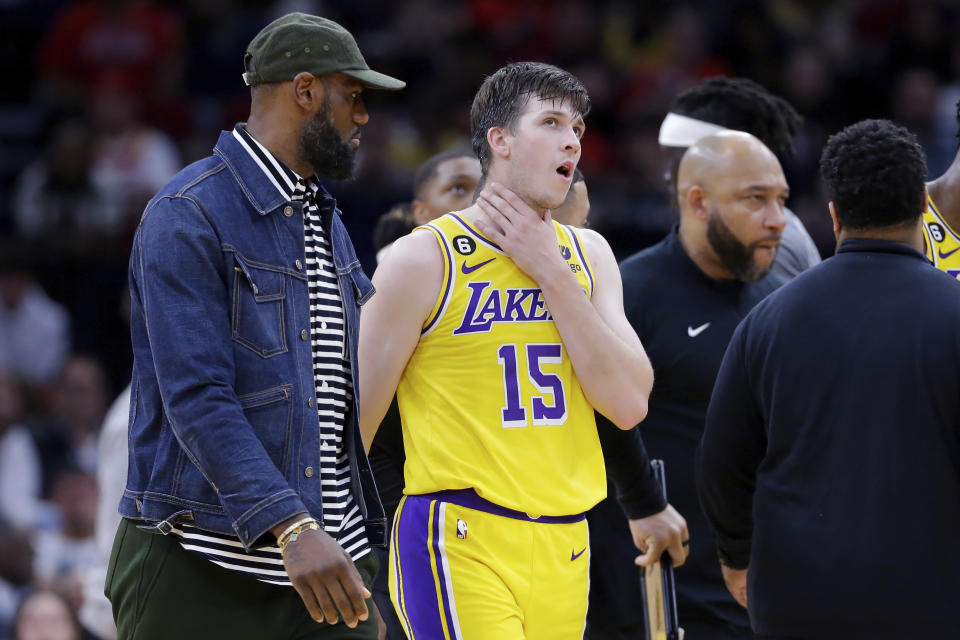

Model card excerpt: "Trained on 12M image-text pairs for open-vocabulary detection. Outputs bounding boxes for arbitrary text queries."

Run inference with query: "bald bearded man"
[617,131,787,639]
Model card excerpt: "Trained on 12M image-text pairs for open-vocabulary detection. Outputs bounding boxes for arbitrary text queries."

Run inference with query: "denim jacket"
[121,130,385,549]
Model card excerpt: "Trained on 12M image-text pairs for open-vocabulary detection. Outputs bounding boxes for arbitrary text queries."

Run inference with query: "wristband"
[276,517,318,552]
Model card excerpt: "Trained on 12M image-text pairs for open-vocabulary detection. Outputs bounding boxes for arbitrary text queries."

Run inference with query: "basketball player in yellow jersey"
[924,100,960,280]
[359,62,677,640]
[923,194,960,279]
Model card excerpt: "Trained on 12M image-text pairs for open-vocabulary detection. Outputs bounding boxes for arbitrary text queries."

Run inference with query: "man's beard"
[706,208,777,282]
[299,103,356,181]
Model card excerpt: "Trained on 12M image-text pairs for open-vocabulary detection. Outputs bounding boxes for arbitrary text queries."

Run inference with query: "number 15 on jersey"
[496,343,568,428]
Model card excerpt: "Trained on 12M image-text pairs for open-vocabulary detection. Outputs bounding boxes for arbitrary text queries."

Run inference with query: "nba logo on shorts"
[457,519,468,540]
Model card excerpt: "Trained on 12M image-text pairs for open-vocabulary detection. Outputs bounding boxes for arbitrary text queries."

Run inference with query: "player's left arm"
[358,230,443,452]
[476,183,653,428]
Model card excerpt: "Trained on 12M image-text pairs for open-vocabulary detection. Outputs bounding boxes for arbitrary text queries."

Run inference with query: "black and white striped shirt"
[171,124,369,585]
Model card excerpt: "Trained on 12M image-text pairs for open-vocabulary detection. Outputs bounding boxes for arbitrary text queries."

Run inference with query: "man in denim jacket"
[106,13,404,640]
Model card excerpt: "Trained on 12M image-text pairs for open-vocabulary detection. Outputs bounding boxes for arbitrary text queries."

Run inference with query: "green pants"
[106,518,380,640]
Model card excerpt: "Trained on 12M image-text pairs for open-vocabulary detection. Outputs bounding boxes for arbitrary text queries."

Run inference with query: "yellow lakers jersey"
[923,195,960,280]
[397,212,606,516]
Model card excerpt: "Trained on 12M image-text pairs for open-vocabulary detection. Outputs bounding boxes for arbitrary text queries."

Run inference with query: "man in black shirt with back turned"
[619,130,788,639]
[698,119,960,639]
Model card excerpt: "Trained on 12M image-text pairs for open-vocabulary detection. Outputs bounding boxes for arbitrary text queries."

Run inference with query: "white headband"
[657,112,729,147]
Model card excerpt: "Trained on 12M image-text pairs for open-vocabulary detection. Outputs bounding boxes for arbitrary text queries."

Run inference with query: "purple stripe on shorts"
[395,495,445,636]
[431,501,458,638]
[391,503,414,639]
[417,489,586,524]
[450,213,503,252]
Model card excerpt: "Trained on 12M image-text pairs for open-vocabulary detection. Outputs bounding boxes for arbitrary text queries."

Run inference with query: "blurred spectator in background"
[88,79,181,227]
[37,0,182,117]
[372,202,414,265]
[30,357,111,502]
[892,67,954,175]
[593,114,676,261]
[0,374,43,531]
[410,149,480,224]
[13,590,81,640]
[0,530,36,640]
[551,167,589,227]
[32,469,98,614]
[78,385,129,640]
[11,119,122,254]
[0,253,70,389]
[372,148,481,263]
[47,357,110,474]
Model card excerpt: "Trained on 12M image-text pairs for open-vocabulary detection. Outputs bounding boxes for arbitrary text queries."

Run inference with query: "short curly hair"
[819,119,927,230]
[470,62,590,174]
[671,77,802,155]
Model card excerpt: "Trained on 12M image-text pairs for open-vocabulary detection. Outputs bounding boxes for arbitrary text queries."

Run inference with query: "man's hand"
[474,182,571,286]
[721,564,748,608]
[628,504,689,567]
[372,600,386,640]
[280,527,370,627]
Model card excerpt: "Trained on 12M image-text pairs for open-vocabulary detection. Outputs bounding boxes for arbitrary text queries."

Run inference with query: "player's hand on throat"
[475,181,570,286]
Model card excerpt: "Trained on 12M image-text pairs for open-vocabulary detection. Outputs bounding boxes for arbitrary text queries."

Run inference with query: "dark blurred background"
[0,1,958,637]
[3,0,960,392]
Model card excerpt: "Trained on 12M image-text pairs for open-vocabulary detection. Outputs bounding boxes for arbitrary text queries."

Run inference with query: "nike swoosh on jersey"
[687,322,710,337]
[939,247,960,259]
[461,258,495,274]
[571,547,587,561]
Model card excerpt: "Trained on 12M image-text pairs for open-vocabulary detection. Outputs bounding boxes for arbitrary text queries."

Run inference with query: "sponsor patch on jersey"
[928,222,945,243]
[453,235,477,255]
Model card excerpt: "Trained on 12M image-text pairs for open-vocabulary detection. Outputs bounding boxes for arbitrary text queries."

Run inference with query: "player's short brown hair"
[470,62,590,174]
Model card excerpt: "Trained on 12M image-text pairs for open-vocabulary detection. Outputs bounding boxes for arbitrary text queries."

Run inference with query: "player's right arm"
[358,230,443,452]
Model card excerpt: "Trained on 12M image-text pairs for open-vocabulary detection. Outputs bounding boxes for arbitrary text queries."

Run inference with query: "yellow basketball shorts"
[388,490,590,640]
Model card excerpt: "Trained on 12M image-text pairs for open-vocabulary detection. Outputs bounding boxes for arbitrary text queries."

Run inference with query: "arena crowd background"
[0,0,958,638]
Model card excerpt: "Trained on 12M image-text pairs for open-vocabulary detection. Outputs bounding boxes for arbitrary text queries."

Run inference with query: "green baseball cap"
[243,12,405,91]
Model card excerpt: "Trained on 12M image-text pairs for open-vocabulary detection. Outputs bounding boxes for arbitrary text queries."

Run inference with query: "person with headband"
[658,77,821,283]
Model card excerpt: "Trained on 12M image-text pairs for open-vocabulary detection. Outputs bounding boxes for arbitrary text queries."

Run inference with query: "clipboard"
[639,459,681,640]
